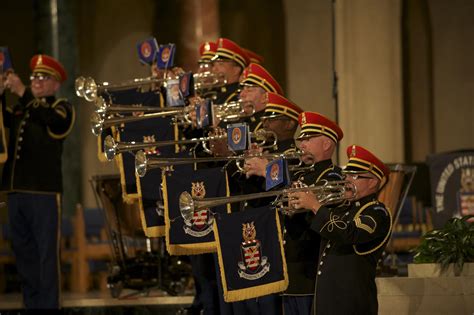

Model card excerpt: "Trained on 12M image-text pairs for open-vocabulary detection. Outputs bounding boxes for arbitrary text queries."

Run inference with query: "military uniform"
[1,55,74,309]
[284,160,342,295]
[310,145,392,315]
[282,111,344,315]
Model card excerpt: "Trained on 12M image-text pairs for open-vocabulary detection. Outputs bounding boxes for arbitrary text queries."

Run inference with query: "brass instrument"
[212,100,255,123]
[76,72,227,102]
[75,76,166,102]
[193,71,227,91]
[179,180,357,220]
[94,97,173,114]
[135,149,302,177]
[106,128,276,161]
[94,97,254,123]
[90,108,191,136]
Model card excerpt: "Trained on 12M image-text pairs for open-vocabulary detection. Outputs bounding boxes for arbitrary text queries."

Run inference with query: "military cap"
[343,145,390,181]
[296,111,343,143]
[212,38,250,69]
[30,54,67,82]
[198,41,217,63]
[241,63,283,95]
[261,92,303,122]
[243,48,264,64]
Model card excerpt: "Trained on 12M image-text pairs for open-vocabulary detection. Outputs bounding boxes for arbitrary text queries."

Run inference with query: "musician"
[243,92,301,180]
[283,112,344,315]
[211,38,249,105]
[238,63,284,131]
[0,54,74,310]
[289,145,392,315]
[230,94,303,315]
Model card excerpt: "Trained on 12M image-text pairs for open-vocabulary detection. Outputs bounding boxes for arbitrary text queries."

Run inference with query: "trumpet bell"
[179,191,195,222]
[135,150,148,177]
[90,111,104,136]
[84,77,99,102]
[75,76,86,97]
[104,135,117,161]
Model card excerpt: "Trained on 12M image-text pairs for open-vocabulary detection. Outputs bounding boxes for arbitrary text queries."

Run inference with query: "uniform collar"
[353,193,378,207]
[311,159,334,174]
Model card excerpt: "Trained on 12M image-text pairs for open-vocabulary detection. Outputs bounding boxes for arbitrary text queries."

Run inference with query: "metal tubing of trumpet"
[179,180,356,220]
[83,77,165,102]
[106,133,228,161]
[97,104,182,115]
[135,150,303,177]
[90,109,185,136]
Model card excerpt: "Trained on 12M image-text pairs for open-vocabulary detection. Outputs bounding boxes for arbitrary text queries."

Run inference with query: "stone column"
[179,0,220,72]
[35,0,81,215]
[335,0,404,164]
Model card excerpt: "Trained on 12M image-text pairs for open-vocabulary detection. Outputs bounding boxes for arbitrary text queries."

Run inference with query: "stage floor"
[0,290,194,310]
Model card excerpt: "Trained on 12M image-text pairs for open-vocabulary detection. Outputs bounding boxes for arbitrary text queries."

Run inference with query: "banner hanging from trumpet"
[135,152,194,238]
[162,167,231,255]
[213,206,288,302]
[117,116,176,202]
[94,88,165,162]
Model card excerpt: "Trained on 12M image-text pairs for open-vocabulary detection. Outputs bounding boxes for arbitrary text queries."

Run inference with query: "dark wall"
[219,0,286,92]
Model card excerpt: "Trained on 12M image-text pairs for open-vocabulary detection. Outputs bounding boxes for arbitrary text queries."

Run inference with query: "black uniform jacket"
[1,88,75,193]
[310,193,392,315]
[284,159,343,295]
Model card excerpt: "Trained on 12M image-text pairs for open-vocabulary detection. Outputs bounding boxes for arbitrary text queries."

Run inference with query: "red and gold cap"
[261,92,303,122]
[296,111,343,143]
[241,63,283,95]
[30,54,67,82]
[243,48,264,64]
[344,145,390,181]
[198,41,217,63]
[212,38,250,69]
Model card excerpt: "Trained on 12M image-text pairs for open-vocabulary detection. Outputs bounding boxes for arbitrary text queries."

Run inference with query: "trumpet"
[75,76,166,102]
[90,107,193,136]
[135,148,302,177]
[193,71,227,91]
[179,180,357,220]
[76,72,227,102]
[106,128,276,161]
[94,97,172,114]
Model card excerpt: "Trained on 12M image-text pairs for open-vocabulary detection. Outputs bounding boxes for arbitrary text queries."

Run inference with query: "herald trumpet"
[76,72,227,102]
[106,128,275,162]
[193,71,227,91]
[135,148,301,177]
[179,180,357,220]
[90,107,192,136]
[75,76,166,102]
[94,97,172,115]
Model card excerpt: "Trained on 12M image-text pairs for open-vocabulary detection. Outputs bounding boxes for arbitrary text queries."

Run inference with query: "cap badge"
[37,55,43,66]
[204,42,211,52]
[351,145,356,157]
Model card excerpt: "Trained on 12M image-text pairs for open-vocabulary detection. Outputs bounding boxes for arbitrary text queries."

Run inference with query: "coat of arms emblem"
[237,222,270,280]
[183,182,214,237]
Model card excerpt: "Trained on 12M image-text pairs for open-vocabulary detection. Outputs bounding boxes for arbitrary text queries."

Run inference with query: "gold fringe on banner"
[213,209,289,302]
[135,173,165,238]
[114,131,140,203]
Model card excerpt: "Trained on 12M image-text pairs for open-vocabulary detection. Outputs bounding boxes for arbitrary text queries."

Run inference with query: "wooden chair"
[70,204,112,293]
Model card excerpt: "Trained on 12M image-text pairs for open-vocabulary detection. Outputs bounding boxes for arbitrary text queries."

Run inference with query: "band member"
[283,111,344,315]
[289,145,392,315]
[0,54,74,310]
[211,38,250,104]
[231,94,303,315]
[239,63,283,129]
[243,92,302,180]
